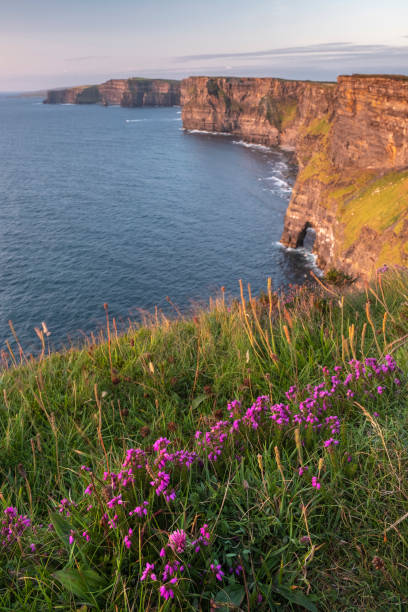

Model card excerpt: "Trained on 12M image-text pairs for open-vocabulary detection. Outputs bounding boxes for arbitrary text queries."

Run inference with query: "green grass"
[1,272,408,610]
[348,74,408,81]
[127,78,181,84]
[304,115,331,137]
[297,150,340,186]
[259,96,298,129]
[339,170,408,250]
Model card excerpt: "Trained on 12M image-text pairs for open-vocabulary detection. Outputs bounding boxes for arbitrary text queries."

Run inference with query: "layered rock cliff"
[181,75,408,279]
[44,78,181,107]
[181,76,335,148]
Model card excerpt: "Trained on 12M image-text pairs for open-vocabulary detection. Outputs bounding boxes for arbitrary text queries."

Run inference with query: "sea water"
[0,96,316,350]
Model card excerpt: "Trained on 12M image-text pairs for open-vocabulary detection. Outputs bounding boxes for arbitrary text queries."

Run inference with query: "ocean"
[0,95,316,351]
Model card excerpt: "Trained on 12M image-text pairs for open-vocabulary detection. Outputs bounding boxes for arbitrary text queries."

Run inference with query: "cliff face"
[44,78,181,107]
[330,76,408,171]
[181,76,335,148]
[181,75,408,279]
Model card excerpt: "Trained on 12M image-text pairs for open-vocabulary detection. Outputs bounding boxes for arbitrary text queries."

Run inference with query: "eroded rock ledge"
[44,78,181,107]
[181,75,408,279]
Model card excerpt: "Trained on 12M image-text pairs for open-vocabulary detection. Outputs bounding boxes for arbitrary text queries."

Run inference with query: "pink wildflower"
[311,476,321,490]
[210,562,224,581]
[168,528,187,553]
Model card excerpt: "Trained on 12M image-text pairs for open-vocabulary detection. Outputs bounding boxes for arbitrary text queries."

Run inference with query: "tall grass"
[1,268,408,610]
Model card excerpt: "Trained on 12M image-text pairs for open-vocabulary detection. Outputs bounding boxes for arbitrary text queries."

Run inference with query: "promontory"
[44,78,181,107]
[181,74,408,280]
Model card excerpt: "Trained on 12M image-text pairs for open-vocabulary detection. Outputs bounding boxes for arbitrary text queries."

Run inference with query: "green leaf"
[273,585,318,612]
[214,583,245,610]
[54,567,106,603]
[50,512,72,548]
[191,394,207,410]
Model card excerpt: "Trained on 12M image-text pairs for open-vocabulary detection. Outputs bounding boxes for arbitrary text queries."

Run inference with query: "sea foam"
[275,242,323,277]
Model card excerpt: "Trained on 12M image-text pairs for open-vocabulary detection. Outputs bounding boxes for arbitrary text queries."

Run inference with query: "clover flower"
[168,529,187,553]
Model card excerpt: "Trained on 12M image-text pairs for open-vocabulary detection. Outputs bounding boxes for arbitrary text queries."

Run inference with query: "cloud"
[176,41,408,63]
[173,41,408,81]
[64,56,110,62]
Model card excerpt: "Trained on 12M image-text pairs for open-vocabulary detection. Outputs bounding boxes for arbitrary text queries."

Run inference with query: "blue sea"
[0,95,316,351]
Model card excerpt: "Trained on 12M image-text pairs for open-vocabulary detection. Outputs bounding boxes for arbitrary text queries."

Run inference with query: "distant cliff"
[44,78,181,107]
[181,75,408,279]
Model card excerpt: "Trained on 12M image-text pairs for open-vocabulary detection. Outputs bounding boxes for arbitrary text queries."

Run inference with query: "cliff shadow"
[296,222,316,251]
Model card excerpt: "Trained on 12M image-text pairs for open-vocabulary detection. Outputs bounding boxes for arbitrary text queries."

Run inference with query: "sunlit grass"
[1,269,408,610]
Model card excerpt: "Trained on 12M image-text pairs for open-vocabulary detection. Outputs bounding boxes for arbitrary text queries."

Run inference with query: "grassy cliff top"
[1,272,408,610]
[187,75,337,85]
[339,73,408,81]
[127,77,181,83]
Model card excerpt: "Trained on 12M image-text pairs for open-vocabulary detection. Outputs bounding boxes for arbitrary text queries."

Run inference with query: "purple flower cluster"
[58,498,75,517]
[210,562,224,581]
[1,507,31,548]
[141,558,185,600]
[191,523,210,553]
[124,528,133,549]
[129,501,149,517]
[194,356,401,463]
[3,352,401,604]
[139,522,212,602]
[150,471,175,501]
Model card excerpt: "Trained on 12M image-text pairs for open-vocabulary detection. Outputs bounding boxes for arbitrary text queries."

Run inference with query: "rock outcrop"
[181,75,408,279]
[44,78,181,107]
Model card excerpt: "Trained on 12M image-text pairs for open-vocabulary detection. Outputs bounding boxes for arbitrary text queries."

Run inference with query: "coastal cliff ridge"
[44,78,181,107]
[181,74,408,279]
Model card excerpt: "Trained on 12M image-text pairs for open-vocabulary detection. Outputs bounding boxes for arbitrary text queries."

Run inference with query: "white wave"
[232,140,271,152]
[125,119,146,123]
[259,158,294,198]
[275,242,323,276]
[185,129,232,136]
[265,176,288,186]
[268,178,292,194]
[176,111,182,115]
[274,161,288,170]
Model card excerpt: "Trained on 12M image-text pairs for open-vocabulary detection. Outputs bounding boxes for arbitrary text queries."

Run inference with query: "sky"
[1,0,408,91]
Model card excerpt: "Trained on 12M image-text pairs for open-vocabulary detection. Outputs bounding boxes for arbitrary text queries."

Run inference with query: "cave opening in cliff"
[296,222,316,252]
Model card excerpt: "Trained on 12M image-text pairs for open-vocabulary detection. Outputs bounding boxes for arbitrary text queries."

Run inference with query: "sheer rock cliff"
[181,75,408,279]
[44,78,181,107]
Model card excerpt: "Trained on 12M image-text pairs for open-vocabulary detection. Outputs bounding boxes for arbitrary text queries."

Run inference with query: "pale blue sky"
[1,0,408,90]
